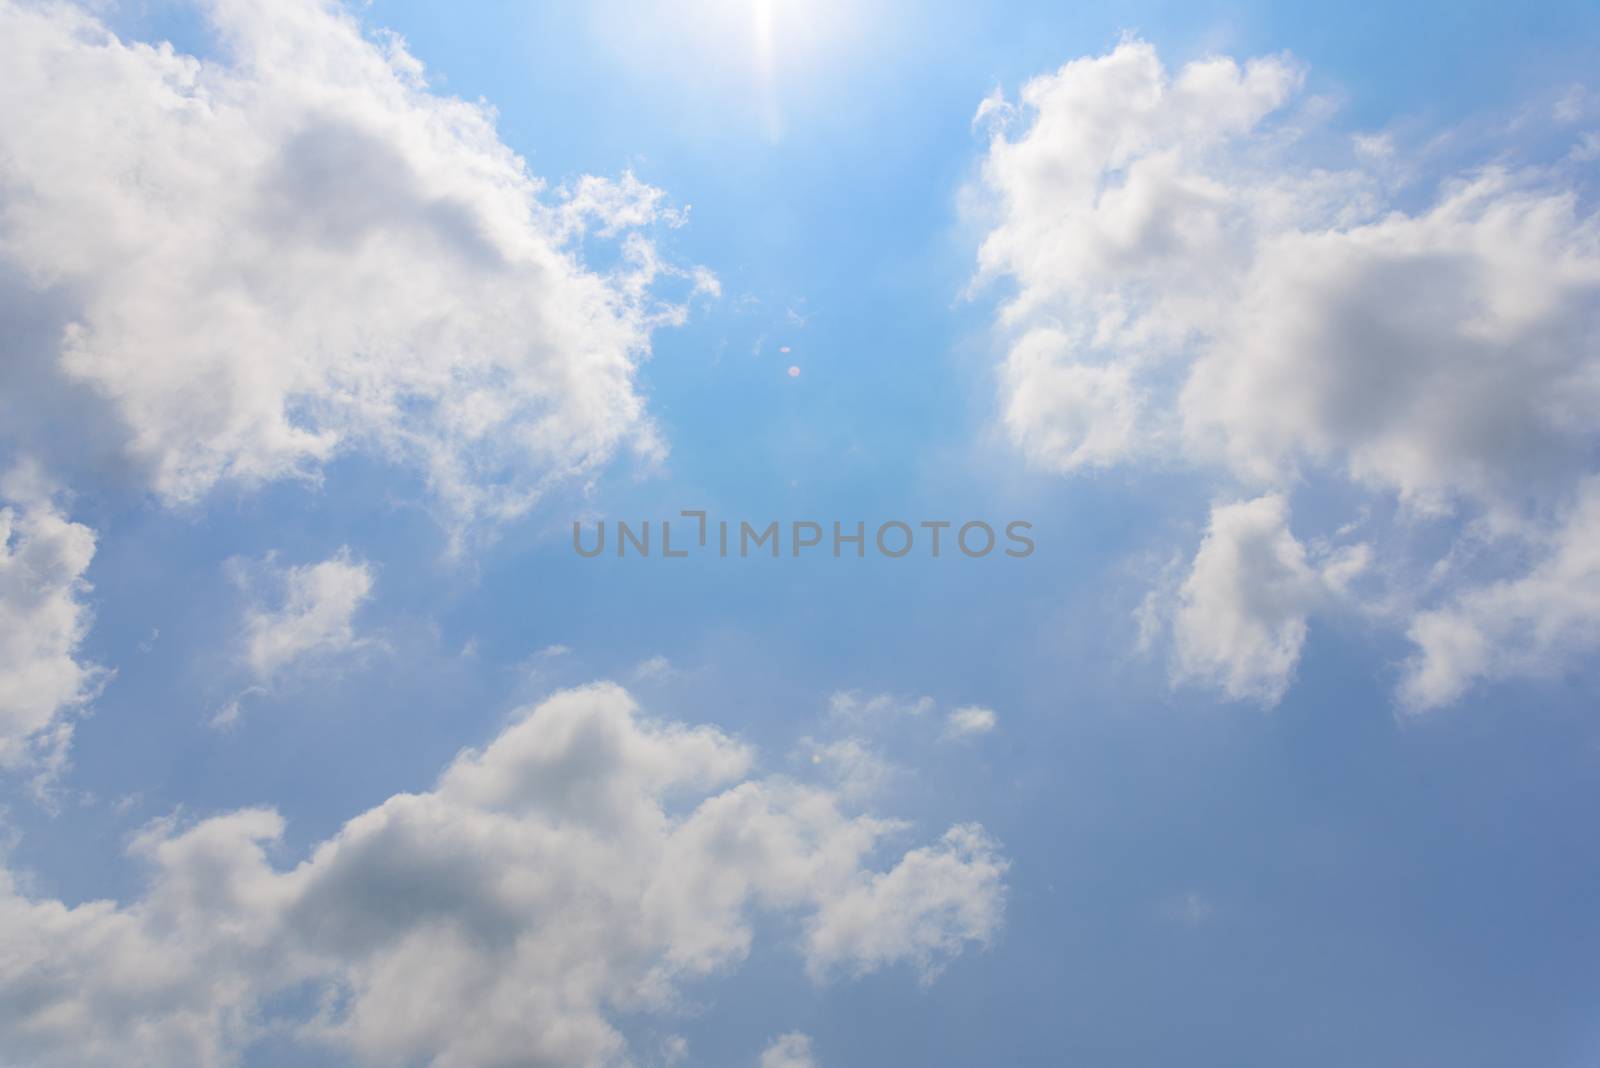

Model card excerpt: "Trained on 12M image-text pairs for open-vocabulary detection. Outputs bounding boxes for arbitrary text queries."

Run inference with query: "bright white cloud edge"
[975,38,1600,710]
[0,682,1006,1068]
[0,0,712,543]
[0,466,104,790]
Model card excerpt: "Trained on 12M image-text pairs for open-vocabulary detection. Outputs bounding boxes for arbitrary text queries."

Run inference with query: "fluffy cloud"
[1172,495,1368,705]
[0,0,706,536]
[1180,173,1600,510]
[976,40,1600,708]
[805,822,1007,982]
[0,683,1006,1067]
[1400,479,1600,709]
[209,547,375,728]
[0,468,104,781]
[237,549,374,680]
[759,1033,818,1068]
[0,809,293,1067]
[975,39,1308,475]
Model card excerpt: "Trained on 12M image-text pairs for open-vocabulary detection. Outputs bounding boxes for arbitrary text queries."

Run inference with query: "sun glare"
[753,0,782,136]
[590,0,858,140]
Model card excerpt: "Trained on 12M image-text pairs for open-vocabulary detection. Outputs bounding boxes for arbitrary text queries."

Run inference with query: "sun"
[588,0,860,140]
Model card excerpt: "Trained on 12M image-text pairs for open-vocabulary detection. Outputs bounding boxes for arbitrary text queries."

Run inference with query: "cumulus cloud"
[0,0,708,537]
[1400,479,1600,710]
[0,467,104,783]
[1171,495,1369,705]
[759,1032,818,1068]
[1179,173,1600,510]
[806,823,1007,982]
[0,683,1006,1067]
[975,39,1600,708]
[975,39,1309,475]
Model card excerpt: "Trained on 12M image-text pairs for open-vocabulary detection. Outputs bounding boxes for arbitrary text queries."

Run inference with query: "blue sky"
[1,1,1598,1066]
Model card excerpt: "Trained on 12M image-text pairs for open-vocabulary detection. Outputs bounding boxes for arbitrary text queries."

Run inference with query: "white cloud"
[1571,130,1600,162]
[806,822,1008,982]
[1400,479,1600,710]
[810,694,997,792]
[801,735,897,801]
[1172,495,1369,706]
[826,691,934,723]
[977,39,1600,507]
[212,548,374,728]
[632,654,676,682]
[971,86,1015,135]
[661,1034,690,1065]
[943,705,997,738]
[1001,328,1141,471]
[0,467,104,783]
[975,40,1307,381]
[759,1032,818,1068]
[236,549,375,682]
[0,683,1005,1067]
[1555,84,1592,125]
[975,39,1600,708]
[1179,172,1600,511]
[0,807,290,1068]
[0,0,708,538]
